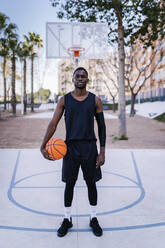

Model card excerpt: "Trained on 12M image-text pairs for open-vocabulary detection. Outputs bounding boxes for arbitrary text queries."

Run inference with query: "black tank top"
[64,92,97,141]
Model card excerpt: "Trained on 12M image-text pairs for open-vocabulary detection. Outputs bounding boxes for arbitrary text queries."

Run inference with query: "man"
[40,67,106,237]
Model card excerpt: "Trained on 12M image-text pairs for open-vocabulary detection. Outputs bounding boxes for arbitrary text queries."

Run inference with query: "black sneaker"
[57,218,73,237]
[90,217,103,237]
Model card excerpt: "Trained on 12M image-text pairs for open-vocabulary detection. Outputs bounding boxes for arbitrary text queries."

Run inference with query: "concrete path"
[126,101,165,119]
[0,149,165,248]
[24,112,118,119]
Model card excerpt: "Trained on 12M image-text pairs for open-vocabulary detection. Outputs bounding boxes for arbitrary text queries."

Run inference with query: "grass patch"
[154,113,165,122]
[112,135,128,143]
[119,136,129,140]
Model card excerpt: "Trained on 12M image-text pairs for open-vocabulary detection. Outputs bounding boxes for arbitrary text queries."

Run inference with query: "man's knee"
[65,181,76,190]
[85,179,96,188]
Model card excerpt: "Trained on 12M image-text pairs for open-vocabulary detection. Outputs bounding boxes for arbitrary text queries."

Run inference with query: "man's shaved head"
[73,67,88,77]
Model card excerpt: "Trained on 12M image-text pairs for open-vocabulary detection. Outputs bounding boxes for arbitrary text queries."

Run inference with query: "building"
[128,37,165,101]
[58,52,118,102]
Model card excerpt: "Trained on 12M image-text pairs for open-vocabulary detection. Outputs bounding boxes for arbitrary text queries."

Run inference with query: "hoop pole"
[75,58,79,68]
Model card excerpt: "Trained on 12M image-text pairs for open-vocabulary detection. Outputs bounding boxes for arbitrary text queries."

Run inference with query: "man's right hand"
[40,147,54,161]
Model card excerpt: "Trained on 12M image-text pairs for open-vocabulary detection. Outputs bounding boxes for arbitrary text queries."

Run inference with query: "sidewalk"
[0,110,165,149]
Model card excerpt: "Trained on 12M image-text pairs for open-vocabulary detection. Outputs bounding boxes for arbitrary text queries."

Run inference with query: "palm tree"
[18,41,31,113]
[0,12,9,110]
[0,38,9,110]
[0,12,8,35]
[9,38,19,115]
[5,23,18,115]
[17,41,31,114]
[24,32,43,112]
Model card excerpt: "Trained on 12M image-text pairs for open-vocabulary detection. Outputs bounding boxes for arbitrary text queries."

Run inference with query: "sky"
[1,0,111,96]
[1,0,62,94]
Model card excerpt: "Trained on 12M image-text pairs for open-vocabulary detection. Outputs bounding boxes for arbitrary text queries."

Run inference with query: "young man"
[40,67,106,237]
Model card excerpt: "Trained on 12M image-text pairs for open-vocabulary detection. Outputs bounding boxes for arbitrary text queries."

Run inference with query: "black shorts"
[62,140,102,183]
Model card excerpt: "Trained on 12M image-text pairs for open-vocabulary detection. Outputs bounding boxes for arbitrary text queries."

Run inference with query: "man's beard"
[75,84,86,89]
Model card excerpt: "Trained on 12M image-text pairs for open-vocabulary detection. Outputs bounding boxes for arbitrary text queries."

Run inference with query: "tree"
[0,38,9,110]
[0,12,9,110]
[97,56,119,112]
[88,58,118,110]
[24,32,43,112]
[17,41,31,113]
[0,12,8,35]
[125,40,164,116]
[3,23,18,115]
[51,0,165,138]
[34,88,51,103]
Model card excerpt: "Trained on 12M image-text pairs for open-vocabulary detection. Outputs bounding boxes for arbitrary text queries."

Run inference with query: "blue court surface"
[0,149,165,248]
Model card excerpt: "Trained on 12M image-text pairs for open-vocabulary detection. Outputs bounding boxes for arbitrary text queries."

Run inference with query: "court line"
[1,222,165,232]
[8,152,143,217]
[1,149,165,232]
[14,186,139,189]
[131,151,143,188]
[9,150,21,187]
[8,160,143,217]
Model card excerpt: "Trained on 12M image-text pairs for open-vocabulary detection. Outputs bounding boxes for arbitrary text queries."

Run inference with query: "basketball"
[46,138,67,160]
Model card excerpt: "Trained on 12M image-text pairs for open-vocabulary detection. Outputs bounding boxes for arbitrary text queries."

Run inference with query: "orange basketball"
[46,138,67,160]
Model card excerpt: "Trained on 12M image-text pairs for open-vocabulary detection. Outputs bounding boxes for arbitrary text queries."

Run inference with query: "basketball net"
[67,46,85,68]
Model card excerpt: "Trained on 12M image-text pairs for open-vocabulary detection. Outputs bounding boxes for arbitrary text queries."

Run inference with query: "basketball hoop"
[67,46,85,58]
[67,46,85,68]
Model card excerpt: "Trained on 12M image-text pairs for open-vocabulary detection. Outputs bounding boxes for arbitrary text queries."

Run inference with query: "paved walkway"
[126,101,165,119]
[0,148,165,248]
[24,111,118,119]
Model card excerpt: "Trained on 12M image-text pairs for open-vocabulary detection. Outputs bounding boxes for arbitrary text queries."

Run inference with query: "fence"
[126,87,165,103]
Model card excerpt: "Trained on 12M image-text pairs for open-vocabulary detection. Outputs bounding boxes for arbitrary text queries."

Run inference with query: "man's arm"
[40,96,65,160]
[95,96,106,168]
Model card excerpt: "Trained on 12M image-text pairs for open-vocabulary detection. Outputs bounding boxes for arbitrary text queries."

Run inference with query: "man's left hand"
[96,153,105,168]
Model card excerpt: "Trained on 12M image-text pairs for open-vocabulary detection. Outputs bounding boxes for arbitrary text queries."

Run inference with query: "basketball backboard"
[46,22,109,59]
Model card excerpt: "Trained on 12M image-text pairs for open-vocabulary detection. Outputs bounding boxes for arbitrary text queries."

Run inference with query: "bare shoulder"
[57,96,65,108]
[95,96,103,112]
[53,96,65,116]
[95,96,102,105]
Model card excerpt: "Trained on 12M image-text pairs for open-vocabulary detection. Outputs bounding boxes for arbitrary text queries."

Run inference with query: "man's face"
[73,70,89,89]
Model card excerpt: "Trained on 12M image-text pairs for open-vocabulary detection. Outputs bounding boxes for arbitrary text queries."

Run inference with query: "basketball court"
[0,148,165,247]
[1,21,164,247]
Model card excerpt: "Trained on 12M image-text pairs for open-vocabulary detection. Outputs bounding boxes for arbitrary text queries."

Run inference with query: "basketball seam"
[53,138,62,145]
[52,143,66,157]
[48,141,54,159]
[54,144,66,148]
[50,144,55,160]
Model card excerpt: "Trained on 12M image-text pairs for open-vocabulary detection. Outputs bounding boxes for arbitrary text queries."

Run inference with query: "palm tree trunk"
[3,56,7,110]
[11,54,16,115]
[117,11,127,138]
[23,59,27,113]
[31,56,34,112]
